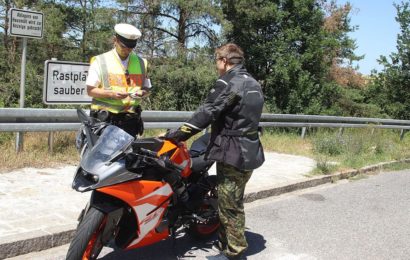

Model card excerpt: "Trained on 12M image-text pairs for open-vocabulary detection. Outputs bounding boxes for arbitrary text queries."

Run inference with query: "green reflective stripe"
[127,54,145,88]
[92,99,140,113]
[93,97,140,107]
[96,55,110,90]
[92,99,124,111]
[128,54,143,74]
[137,56,146,87]
[137,55,145,75]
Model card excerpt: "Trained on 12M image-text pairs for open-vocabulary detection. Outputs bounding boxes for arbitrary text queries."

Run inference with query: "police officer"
[86,23,151,136]
[165,43,265,259]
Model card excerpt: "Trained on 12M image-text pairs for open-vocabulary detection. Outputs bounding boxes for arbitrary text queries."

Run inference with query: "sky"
[337,1,401,75]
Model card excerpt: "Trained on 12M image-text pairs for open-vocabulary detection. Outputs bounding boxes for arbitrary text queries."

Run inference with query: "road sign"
[9,8,44,39]
[44,60,92,104]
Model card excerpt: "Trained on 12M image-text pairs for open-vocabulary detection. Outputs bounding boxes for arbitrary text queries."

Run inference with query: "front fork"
[77,191,126,245]
[77,201,90,225]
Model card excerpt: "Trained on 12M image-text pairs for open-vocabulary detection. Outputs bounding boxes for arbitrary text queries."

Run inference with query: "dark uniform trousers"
[217,162,253,258]
[90,109,144,137]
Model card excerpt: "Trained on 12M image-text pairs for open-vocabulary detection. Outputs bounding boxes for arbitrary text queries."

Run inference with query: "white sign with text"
[9,8,44,38]
[44,60,91,104]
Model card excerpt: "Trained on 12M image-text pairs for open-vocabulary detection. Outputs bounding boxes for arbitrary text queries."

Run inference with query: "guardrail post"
[400,129,406,141]
[15,132,23,153]
[338,127,344,138]
[47,104,54,154]
[48,132,54,154]
[301,127,307,139]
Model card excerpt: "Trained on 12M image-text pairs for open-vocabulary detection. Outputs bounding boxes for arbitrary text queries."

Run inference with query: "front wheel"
[66,207,107,260]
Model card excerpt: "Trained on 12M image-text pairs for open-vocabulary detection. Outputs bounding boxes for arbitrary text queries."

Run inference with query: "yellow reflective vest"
[90,49,147,113]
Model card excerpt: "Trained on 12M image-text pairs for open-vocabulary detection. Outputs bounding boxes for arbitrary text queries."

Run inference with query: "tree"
[128,0,223,52]
[0,0,41,107]
[148,48,217,111]
[221,0,361,115]
[120,1,224,110]
[367,1,410,120]
[222,0,325,114]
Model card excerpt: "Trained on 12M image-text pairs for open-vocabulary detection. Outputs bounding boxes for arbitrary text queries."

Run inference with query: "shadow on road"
[99,230,266,259]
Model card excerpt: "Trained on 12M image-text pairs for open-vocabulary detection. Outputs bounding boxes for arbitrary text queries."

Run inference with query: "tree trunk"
[177,5,187,50]
[3,0,11,50]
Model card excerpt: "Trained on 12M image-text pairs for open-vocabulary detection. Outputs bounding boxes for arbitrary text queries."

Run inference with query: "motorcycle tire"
[66,207,107,260]
[188,190,220,239]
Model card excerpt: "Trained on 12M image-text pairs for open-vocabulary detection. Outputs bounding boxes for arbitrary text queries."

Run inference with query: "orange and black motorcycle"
[66,109,219,260]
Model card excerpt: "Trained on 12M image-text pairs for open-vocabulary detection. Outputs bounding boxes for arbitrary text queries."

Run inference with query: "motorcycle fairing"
[97,179,173,249]
[74,125,141,191]
[166,141,192,178]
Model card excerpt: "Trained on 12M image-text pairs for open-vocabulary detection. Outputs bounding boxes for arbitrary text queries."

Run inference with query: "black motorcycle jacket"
[166,64,265,171]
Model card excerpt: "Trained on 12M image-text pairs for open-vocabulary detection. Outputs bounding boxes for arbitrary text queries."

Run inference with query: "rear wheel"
[188,184,220,239]
[66,207,107,260]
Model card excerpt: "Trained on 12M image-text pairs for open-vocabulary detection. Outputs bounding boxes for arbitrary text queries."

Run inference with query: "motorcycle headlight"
[81,169,99,183]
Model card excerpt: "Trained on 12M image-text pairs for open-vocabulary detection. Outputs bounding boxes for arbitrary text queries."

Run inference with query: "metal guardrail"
[1,108,410,132]
[1,108,409,152]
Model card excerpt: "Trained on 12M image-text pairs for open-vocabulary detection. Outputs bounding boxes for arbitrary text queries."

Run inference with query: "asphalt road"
[9,169,410,260]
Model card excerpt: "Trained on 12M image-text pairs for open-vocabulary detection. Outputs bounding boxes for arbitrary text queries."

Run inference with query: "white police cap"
[114,23,142,48]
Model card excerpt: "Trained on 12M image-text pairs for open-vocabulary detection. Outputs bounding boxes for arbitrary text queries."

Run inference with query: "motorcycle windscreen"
[81,125,134,174]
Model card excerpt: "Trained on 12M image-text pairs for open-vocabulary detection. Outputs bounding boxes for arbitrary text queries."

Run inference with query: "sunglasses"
[117,40,134,50]
[125,69,130,85]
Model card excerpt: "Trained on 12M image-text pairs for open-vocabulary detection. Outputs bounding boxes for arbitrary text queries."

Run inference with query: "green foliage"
[322,85,386,117]
[313,133,345,156]
[148,49,217,110]
[315,155,337,175]
[0,133,13,146]
[221,0,360,115]
[367,2,410,120]
[0,0,389,122]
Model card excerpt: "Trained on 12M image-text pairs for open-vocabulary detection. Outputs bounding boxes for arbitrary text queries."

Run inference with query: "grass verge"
[308,128,410,175]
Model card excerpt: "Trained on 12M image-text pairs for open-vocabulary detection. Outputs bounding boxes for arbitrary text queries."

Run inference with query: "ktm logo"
[140,209,163,226]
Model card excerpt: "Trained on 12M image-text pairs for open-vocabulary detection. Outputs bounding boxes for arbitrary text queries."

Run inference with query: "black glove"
[165,123,200,143]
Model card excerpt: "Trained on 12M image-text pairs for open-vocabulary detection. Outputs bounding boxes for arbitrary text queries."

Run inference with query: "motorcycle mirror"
[76,108,96,148]
[76,108,91,124]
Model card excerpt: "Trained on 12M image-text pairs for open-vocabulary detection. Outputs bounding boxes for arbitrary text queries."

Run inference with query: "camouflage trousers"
[216,162,253,258]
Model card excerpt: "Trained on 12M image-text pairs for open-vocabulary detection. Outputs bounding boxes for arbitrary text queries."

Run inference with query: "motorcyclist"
[165,43,265,260]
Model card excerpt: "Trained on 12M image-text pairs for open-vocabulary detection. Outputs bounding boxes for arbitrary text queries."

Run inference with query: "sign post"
[16,37,27,152]
[9,8,44,152]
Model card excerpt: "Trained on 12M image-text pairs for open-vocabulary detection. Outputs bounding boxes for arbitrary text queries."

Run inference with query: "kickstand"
[171,228,180,260]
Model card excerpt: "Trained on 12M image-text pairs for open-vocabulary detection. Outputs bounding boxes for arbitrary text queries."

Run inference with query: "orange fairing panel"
[98,180,169,205]
[97,180,173,249]
[157,140,177,156]
[170,142,192,178]
[157,140,192,178]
